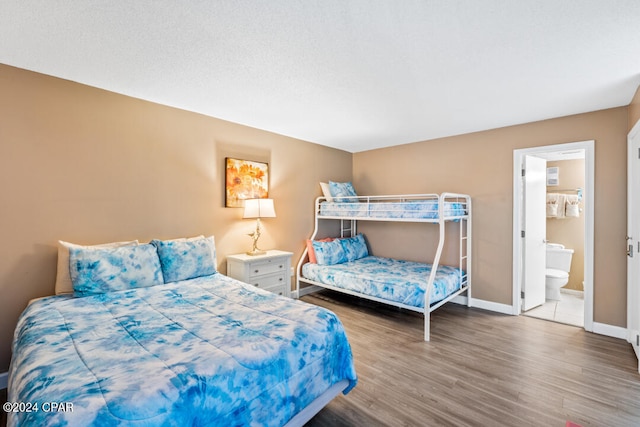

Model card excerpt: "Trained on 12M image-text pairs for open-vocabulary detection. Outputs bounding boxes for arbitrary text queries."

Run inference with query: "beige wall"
[0,64,352,371]
[353,108,628,328]
[546,159,585,292]
[630,86,640,132]
[1,63,635,374]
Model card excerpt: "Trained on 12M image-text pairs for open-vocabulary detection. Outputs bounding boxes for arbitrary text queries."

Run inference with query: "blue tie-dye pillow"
[312,239,348,265]
[339,234,369,262]
[151,236,217,283]
[328,181,358,203]
[70,244,164,297]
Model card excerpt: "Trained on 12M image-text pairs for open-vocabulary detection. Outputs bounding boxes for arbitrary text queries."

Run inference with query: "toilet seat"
[546,268,568,280]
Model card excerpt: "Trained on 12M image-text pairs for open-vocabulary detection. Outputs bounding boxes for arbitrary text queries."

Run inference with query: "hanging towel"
[546,193,559,218]
[565,195,580,217]
[556,194,567,218]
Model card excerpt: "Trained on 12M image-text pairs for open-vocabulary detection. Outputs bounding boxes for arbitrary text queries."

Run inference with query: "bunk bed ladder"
[340,219,356,238]
[459,210,471,307]
[465,196,472,306]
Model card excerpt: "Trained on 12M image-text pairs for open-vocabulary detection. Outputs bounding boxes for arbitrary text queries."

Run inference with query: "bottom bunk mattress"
[8,273,357,426]
[302,256,464,308]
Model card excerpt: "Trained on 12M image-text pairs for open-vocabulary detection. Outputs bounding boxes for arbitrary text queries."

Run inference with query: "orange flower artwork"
[225,158,269,207]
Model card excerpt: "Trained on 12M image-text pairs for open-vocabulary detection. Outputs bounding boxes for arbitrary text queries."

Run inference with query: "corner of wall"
[629,85,640,132]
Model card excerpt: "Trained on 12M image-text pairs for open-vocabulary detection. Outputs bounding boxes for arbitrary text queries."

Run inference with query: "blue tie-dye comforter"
[302,256,464,308]
[319,200,466,219]
[8,273,357,426]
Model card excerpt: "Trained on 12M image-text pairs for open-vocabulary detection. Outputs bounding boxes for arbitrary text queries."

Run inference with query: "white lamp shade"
[243,199,276,219]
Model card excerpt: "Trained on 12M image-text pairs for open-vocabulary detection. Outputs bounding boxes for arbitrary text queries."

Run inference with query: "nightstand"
[226,250,293,297]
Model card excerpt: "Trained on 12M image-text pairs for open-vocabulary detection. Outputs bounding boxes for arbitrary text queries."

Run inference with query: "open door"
[522,155,547,311]
[627,120,640,371]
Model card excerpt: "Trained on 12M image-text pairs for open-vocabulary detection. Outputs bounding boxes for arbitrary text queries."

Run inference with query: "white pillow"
[320,182,333,202]
[55,239,139,295]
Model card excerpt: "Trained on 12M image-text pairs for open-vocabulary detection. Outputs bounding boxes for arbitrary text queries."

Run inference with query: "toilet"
[545,243,574,300]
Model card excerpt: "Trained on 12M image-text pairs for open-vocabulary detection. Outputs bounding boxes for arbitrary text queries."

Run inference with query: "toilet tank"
[546,243,574,272]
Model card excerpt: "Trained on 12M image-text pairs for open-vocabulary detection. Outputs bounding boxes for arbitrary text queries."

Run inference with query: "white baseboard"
[469,298,514,315]
[560,288,584,297]
[298,286,514,317]
[593,322,627,340]
[296,285,628,342]
[450,295,468,306]
[0,371,7,390]
[294,285,324,299]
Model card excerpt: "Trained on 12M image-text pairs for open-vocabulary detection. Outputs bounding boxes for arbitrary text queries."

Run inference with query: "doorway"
[513,141,594,332]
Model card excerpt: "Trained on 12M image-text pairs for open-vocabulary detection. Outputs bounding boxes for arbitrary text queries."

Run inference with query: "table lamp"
[243,198,276,255]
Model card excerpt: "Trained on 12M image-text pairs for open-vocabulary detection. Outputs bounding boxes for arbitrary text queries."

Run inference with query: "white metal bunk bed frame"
[295,192,472,341]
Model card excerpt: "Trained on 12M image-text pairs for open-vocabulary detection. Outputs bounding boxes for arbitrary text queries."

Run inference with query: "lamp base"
[246,249,266,256]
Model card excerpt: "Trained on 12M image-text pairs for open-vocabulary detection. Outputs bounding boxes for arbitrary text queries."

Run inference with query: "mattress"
[8,273,357,426]
[319,200,466,219]
[301,256,464,308]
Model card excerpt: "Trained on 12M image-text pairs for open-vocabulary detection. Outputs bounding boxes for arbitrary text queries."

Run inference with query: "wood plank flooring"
[303,291,640,427]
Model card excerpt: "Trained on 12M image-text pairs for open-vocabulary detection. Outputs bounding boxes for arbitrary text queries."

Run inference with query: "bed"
[295,187,471,341]
[8,236,357,426]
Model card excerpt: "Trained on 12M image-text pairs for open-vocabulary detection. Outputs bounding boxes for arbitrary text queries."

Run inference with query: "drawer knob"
[279,277,283,281]
[279,265,283,269]
[254,269,259,273]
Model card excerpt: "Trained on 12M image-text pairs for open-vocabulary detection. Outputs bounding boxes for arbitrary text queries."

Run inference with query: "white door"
[627,121,640,370]
[522,155,547,311]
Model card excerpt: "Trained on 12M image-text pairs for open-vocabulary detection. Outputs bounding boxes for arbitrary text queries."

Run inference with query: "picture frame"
[546,166,559,186]
[225,158,269,208]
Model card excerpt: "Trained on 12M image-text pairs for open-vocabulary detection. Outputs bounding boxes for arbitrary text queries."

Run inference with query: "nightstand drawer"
[248,258,287,278]
[249,273,287,289]
[262,283,286,296]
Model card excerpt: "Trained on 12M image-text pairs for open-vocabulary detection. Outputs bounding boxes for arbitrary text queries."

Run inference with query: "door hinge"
[637,335,639,347]
[522,169,526,177]
[521,230,525,238]
[521,291,525,299]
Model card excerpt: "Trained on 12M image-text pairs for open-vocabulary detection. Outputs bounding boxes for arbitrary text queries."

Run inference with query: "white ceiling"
[2,1,640,153]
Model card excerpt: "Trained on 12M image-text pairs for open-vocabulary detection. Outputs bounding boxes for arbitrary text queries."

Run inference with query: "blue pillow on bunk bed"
[69,244,165,297]
[312,239,347,265]
[339,234,369,261]
[151,236,217,283]
[312,234,369,265]
[328,181,358,203]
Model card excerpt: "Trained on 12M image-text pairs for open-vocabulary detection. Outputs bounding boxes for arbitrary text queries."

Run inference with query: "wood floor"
[303,291,640,427]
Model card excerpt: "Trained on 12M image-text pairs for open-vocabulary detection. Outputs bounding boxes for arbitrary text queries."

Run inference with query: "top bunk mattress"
[8,273,357,427]
[318,198,467,220]
[301,256,464,309]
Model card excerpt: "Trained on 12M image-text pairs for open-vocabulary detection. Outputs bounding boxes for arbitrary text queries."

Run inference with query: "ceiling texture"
[2,1,640,153]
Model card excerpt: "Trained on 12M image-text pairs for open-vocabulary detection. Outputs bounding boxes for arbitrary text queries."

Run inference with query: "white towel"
[565,195,580,217]
[546,193,559,218]
[556,194,567,219]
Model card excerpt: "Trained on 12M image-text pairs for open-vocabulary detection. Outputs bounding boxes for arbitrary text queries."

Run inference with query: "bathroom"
[525,154,585,327]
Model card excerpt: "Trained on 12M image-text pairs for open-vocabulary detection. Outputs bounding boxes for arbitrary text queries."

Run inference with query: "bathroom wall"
[546,159,585,292]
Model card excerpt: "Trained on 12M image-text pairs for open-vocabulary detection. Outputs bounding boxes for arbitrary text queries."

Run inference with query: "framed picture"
[225,158,269,207]
[546,166,559,186]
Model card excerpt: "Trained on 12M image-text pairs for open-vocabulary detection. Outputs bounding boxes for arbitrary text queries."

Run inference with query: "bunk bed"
[295,192,471,341]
